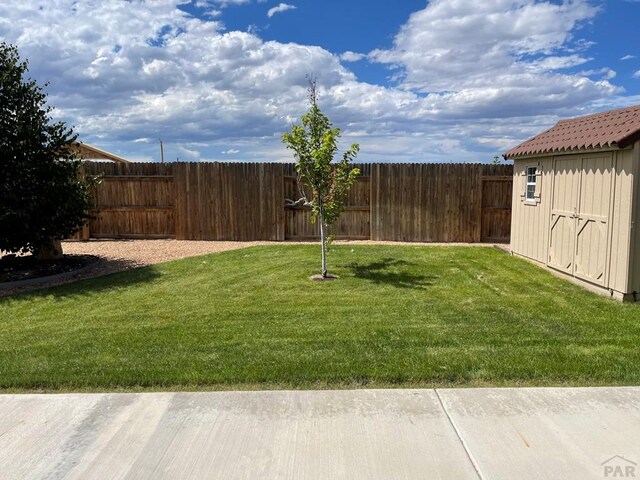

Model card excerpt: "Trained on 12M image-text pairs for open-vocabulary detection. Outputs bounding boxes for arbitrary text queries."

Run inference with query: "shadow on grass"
[0,258,162,300]
[345,258,436,290]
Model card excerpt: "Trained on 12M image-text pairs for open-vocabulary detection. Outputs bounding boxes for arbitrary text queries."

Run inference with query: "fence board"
[81,162,175,238]
[284,175,370,240]
[172,162,284,241]
[370,163,489,242]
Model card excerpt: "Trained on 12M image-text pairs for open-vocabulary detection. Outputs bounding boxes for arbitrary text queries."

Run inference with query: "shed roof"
[504,104,640,159]
[73,142,131,163]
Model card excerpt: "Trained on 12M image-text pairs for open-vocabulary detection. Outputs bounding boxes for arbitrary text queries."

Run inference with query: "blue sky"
[1,0,640,163]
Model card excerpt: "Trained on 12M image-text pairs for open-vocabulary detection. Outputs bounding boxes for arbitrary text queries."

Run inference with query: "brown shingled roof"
[504,104,640,159]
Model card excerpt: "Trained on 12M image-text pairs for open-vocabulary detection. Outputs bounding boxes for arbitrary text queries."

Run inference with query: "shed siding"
[510,157,553,263]
[629,143,640,294]
[607,148,635,294]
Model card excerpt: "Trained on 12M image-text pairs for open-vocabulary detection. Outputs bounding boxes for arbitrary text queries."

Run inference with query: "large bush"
[0,42,93,259]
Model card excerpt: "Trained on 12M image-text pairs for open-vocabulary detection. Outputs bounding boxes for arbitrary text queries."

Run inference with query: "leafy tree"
[0,42,94,260]
[282,79,360,278]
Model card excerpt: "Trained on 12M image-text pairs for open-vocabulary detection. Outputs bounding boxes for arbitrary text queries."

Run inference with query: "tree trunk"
[36,238,63,260]
[319,202,328,277]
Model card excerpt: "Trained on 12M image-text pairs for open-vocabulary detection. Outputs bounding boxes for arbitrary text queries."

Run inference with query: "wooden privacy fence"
[87,162,175,239]
[76,162,512,243]
[370,164,512,242]
[283,163,372,240]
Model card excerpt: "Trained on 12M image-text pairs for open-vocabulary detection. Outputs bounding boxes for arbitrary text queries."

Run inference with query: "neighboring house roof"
[73,142,131,163]
[504,104,640,159]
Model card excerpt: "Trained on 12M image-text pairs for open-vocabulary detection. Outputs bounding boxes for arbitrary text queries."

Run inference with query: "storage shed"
[504,104,640,301]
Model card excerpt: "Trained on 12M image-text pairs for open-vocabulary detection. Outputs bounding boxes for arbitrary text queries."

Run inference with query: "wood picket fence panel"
[74,162,512,243]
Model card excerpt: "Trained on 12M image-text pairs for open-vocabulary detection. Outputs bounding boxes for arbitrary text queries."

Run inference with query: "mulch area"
[0,254,98,283]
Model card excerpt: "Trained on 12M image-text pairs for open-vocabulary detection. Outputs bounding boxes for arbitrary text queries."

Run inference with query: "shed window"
[526,166,537,201]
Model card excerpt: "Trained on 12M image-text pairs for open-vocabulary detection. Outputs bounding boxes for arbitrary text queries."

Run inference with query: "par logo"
[602,456,637,478]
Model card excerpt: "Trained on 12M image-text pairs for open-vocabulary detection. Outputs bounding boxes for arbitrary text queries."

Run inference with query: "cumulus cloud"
[369,0,618,118]
[203,9,222,19]
[340,51,366,63]
[634,71,640,79]
[0,2,345,140]
[177,146,201,159]
[577,68,617,80]
[0,0,627,162]
[267,3,296,18]
[204,0,250,7]
[195,0,267,10]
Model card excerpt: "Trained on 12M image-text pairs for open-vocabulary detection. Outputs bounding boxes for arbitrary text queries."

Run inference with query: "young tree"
[282,79,360,278]
[0,42,94,260]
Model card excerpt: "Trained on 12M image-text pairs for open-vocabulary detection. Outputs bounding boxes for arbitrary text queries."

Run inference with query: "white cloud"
[196,0,267,9]
[222,148,240,154]
[369,0,617,119]
[577,68,617,80]
[529,55,590,71]
[205,0,250,7]
[203,9,222,19]
[0,2,346,141]
[621,54,636,61]
[634,71,640,79]
[178,146,201,159]
[340,51,366,63]
[267,3,296,18]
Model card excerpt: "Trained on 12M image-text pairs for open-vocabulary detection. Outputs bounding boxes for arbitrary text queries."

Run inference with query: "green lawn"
[1,245,640,392]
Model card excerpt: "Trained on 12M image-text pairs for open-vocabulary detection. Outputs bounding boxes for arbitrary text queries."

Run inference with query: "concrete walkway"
[1,388,639,479]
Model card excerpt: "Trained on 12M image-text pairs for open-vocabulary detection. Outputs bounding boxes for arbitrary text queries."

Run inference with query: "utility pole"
[159,138,164,163]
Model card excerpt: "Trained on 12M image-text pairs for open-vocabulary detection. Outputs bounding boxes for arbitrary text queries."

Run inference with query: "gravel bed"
[62,239,491,268]
[61,239,279,267]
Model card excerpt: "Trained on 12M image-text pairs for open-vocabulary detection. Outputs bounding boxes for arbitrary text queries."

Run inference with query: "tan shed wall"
[510,156,554,263]
[607,147,635,294]
[628,142,640,295]
[511,148,636,297]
